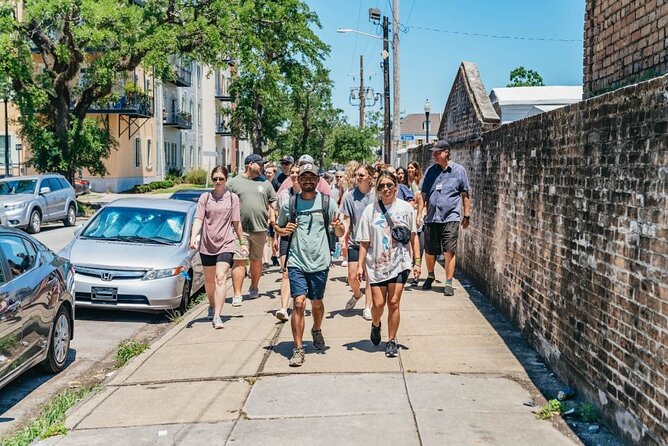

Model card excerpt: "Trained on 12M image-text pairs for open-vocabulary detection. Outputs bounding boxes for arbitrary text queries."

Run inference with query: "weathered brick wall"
[584,0,668,98]
[445,75,667,445]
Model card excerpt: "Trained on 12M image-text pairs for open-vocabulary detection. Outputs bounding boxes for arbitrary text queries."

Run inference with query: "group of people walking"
[189,139,471,366]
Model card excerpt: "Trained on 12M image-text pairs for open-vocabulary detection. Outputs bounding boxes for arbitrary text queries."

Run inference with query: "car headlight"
[5,203,27,211]
[142,266,184,281]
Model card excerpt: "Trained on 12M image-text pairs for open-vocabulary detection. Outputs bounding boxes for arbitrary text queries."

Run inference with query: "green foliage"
[537,399,565,420]
[578,403,598,422]
[131,180,174,194]
[115,338,149,368]
[325,124,378,164]
[184,168,207,185]
[165,168,184,184]
[75,201,95,217]
[507,66,545,87]
[0,386,93,446]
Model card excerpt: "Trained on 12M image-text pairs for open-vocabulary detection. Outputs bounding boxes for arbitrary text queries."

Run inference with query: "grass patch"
[536,399,565,420]
[149,183,206,194]
[166,291,208,324]
[75,201,96,218]
[0,386,94,446]
[578,403,598,422]
[114,338,150,368]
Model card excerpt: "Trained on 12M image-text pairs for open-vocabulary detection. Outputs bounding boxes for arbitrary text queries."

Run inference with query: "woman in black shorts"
[357,171,420,357]
[189,166,243,329]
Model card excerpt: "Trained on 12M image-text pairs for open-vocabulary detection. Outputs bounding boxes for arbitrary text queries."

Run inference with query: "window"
[134,138,141,168]
[189,146,194,168]
[0,236,36,279]
[164,142,169,166]
[146,139,152,169]
[46,178,63,191]
[197,65,201,88]
[173,143,177,167]
[57,178,72,190]
[197,103,201,125]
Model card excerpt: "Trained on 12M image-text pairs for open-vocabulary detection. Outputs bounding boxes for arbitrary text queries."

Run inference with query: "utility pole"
[392,0,400,166]
[4,97,9,177]
[359,55,365,128]
[382,15,391,164]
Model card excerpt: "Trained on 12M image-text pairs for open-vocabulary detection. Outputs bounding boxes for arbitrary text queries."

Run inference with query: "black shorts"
[371,269,410,288]
[200,252,235,267]
[279,236,290,257]
[424,222,460,255]
[347,245,360,262]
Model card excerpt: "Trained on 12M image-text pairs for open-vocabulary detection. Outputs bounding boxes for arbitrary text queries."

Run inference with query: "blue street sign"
[400,134,414,141]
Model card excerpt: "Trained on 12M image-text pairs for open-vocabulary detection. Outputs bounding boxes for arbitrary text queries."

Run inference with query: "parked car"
[61,198,204,313]
[0,174,77,234]
[0,228,75,390]
[74,179,91,196]
[169,188,212,203]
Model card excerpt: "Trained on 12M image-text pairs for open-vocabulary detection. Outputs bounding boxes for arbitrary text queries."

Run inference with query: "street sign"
[400,134,414,141]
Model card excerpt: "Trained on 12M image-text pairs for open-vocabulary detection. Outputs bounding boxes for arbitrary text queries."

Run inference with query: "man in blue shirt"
[420,140,472,295]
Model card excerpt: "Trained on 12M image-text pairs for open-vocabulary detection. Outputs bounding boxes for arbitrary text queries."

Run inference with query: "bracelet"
[414,258,422,265]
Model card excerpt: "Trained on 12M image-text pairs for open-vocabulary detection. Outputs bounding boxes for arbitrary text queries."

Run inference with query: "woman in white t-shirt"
[356,171,421,357]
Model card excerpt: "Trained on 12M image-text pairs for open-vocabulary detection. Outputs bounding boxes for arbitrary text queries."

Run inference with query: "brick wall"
[438,75,667,445]
[584,0,668,98]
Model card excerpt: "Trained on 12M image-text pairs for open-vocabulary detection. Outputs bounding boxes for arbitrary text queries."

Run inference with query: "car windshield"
[0,179,37,195]
[81,206,186,244]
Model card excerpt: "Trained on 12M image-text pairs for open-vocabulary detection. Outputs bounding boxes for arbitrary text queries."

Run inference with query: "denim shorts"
[288,268,329,300]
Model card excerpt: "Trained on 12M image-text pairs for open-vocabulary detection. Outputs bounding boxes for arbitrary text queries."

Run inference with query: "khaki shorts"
[234,231,268,261]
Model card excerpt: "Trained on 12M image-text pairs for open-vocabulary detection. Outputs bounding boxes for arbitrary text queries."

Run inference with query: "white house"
[489,86,583,124]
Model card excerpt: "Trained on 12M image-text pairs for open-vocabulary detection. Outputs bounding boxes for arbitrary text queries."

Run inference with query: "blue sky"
[306,0,586,126]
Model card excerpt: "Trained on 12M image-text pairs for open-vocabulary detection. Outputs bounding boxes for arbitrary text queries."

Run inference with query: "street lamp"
[424,99,431,146]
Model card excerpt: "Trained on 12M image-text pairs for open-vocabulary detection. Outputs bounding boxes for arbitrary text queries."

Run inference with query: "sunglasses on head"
[377,182,395,191]
[212,176,226,182]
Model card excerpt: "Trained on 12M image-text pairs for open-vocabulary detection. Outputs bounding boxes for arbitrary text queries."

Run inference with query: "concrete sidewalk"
[37,263,580,446]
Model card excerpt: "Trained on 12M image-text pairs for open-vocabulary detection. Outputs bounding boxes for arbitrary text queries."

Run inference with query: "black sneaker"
[312,329,325,350]
[370,322,382,346]
[444,284,454,296]
[385,339,398,357]
[271,256,279,267]
[410,277,419,286]
[422,277,434,290]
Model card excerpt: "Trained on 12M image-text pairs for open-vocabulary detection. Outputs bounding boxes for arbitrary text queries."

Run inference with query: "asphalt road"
[0,220,170,438]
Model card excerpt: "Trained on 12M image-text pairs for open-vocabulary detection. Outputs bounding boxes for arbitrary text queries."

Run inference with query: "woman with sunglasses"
[407,161,425,286]
[189,166,243,329]
[340,164,376,320]
[357,171,420,357]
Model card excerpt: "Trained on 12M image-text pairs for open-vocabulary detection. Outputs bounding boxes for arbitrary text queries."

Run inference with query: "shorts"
[268,225,275,238]
[424,222,460,255]
[279,236,290,257]
[288,268,329,300]
[371,269,410,288]
[235,231,268,261]
[347,245,360,263]
[200,252,234,267]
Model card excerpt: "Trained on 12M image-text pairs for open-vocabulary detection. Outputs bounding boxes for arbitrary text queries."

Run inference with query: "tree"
[0,0,236,182]
[507,66,545,87]
[324,124,378,165]
[222,0,330,156]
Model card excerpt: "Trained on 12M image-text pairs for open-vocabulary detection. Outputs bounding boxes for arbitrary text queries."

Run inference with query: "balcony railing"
[215,120,232,136]
[85,94,154,117]
[163,110,192,129]
[215,78,231,101]
[173,65,192,87]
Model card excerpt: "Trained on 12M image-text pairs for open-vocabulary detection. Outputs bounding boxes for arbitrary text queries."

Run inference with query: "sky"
[305,0,586,126]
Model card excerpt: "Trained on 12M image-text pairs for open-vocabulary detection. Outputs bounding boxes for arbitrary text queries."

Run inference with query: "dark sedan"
[169,188,211,203]
[0,228,75,389]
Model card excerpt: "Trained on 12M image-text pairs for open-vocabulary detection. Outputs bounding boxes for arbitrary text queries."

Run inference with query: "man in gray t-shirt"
[420,140,472,296]
[226,154,277,304]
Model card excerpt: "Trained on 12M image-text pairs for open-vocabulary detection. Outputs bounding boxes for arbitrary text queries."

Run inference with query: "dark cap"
[298,162,319,177]
[244,153,265,165]
[280,155,294,164]
[429,140,450,151]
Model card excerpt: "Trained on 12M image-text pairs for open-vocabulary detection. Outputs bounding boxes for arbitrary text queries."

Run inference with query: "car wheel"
[177,276,192,315]
[63,204,76,227]
[26,209,42,234]
[39,306,71,373]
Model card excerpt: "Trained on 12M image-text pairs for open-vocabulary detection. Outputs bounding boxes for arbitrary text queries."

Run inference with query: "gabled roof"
[400,113,441,134]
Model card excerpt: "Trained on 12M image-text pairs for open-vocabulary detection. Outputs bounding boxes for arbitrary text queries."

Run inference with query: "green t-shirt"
[226,174,277,233]
[278,192,337,273]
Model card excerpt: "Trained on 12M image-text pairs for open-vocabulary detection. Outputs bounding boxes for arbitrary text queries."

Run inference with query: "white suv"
[0,174,77,233]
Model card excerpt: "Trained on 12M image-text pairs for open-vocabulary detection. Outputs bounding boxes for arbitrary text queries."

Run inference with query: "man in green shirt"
[277,163,344,367]
[227,154,277,305]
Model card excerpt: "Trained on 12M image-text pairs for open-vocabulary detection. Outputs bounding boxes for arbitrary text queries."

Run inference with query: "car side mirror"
[39,186,51,195]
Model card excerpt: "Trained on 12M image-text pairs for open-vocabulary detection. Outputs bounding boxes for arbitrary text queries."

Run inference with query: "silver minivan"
[0,174,78,234]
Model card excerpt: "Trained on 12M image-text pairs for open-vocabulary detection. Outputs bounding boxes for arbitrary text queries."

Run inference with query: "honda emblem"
[100,272,114,281]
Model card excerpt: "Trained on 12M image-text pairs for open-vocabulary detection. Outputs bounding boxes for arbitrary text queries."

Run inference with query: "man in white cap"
[277,154,332,196]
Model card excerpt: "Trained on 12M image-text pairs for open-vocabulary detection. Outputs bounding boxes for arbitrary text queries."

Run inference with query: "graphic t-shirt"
[194,191,240,255]
[226,174,277,233]
[356,199,417,284]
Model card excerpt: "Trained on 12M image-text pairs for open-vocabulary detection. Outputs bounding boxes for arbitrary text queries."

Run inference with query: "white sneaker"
[212,316,224,329]
[275,308,289,322]
[207,306,214,320]
[247,288,260,300]
[345,295,360,311]
[362,308,372,320]
[341,260,348,267]
[232,295,243,307]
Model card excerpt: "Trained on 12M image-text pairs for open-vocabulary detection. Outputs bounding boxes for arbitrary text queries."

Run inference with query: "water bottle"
[333,241,342,260]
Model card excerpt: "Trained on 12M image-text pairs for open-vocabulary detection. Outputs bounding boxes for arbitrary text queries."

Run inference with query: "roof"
[400,113,441,134]
[489,86,583,106]
[105,198,196,212]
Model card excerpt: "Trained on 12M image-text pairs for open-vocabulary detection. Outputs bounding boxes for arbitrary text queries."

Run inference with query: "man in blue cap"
[227,154,277,305]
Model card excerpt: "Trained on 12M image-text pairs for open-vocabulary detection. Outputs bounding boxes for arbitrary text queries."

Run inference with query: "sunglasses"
[356,173,367,178]
[377,183,395,191]
[281,161,291,165]
[212,177,226,182]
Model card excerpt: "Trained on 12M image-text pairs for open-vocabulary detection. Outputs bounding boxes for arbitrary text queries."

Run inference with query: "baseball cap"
[429,140,450,151]
[244,153,265,165]
[298,154,314,165]
[298,162,319,177]
[280,155,294,164]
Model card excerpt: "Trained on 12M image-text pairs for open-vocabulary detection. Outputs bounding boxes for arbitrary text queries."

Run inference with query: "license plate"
[91,287,118,302]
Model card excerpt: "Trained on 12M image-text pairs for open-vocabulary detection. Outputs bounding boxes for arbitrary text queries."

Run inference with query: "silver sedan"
[60,198,204,313]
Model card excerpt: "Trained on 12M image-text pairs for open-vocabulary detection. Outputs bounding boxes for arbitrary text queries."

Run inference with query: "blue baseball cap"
[244,154,265,165]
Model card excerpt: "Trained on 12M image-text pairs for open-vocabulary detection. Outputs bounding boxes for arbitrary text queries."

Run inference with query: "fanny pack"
[378,200,411,244]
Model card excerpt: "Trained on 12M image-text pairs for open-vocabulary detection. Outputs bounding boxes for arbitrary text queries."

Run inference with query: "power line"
[348,0,363,72]
[403,0,416,30]
[404,24,582,42]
